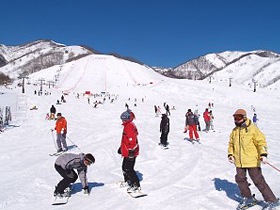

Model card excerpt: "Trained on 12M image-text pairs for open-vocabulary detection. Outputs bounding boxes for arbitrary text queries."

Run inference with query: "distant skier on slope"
[203,108,210,132]
[252,113,259,126]
[118,109,141,193]
[154,105,158,116]
[165,104,170,116]
[228,109,279,210]
[185,109,199,142]
[209,110,215,131]
[53,153,95,197]
[50,105,56,120]
[160,114,170,148]
[52,113,68,153]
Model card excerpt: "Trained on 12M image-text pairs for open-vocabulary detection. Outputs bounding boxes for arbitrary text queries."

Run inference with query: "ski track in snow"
[1,77,280,210]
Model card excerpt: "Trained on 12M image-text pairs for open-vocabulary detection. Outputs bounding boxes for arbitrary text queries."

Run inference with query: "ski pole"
[267,162,280,173]
[51,130,58,151]
[66,136,82,151]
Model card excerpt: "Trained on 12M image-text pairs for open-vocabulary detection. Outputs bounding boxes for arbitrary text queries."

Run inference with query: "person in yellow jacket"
[228,109,279,209]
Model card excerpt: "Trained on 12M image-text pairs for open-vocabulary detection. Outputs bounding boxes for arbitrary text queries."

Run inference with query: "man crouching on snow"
[54,153,95,197]
[228,109,279,209]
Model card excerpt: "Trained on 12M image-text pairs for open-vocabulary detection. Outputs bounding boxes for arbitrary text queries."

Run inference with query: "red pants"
[189,125,199,139]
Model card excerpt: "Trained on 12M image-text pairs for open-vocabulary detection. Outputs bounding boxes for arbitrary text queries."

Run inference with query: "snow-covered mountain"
[155,50,280,88]
[0,40,93,78]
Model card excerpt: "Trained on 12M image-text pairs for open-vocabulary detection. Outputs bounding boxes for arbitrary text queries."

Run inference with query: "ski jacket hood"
[228,118,268,168]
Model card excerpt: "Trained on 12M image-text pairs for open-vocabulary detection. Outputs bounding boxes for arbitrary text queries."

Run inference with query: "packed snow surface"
[0,57,280,210]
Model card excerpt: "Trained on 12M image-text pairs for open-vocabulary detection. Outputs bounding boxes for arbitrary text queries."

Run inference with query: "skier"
[53,153,95,197]
[52,113,68,153]
[252,113,259,126]
[50,105,56,120]
[118,109,141,193]
[209,110,215,131]
[165,104,170,116]
[154,105,158,116]
[125,103,129,109]
[157,106,161,115]
[185,109,200,142]
[194,109,201,131]
[87,97,90,104]
[160,114,170,148]
[61,95,65,103]
[203,108,210,132]
[228,109,279,209]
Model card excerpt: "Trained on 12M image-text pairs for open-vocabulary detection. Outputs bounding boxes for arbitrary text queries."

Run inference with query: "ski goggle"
[233,114,244,121]
[84,158,94,165]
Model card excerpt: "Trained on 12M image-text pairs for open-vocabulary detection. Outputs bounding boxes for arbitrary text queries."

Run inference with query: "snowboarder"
[209,110,214,131]
[53,153,95,197]
[228,109,279,210]
[160,114,170,148]
[53,113,68,153]
[56,100,61,105]
[185,109,199,142]
[252,113,259,126]
[50,105,56,120]
[118,109,141,193]
[203,108,210,132]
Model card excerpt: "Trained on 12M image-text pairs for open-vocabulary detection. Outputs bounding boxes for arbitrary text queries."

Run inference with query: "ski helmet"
[84,153,95,165]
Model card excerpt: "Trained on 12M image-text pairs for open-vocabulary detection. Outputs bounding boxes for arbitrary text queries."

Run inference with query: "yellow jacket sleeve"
[228,132,234,156]
[253,126,268,156]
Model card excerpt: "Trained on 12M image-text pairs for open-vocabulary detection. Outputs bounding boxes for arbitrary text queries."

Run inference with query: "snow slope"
[0,61,280,210]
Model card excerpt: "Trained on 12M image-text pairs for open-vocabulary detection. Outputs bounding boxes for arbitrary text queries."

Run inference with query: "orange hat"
[233,109,247,117]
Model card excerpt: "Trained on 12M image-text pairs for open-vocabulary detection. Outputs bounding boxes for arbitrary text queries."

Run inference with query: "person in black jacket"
[160,114,170,147]
[50,105,56,120]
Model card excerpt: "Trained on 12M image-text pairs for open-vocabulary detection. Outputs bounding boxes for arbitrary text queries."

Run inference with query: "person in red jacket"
[118,109,140,193]
[53,113,68,153]
[203,108,210,132]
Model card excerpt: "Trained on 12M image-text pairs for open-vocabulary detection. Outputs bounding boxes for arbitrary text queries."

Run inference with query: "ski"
[49,151,64,156]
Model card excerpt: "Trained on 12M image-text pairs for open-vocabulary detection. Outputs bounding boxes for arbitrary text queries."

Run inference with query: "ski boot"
[127,185,141,193]
[262,198,280,210]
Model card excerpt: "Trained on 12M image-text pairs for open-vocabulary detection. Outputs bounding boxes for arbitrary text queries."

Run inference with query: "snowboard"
[116,181,147,198]
[52,187,72,205]
[128,191,147,198]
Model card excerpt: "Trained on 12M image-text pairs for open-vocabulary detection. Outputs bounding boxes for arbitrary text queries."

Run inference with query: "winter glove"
[260,156,268,164]
[128,149,135,159]
[228,155,235,164]
[83,186,90,195]
[117,147,121,155]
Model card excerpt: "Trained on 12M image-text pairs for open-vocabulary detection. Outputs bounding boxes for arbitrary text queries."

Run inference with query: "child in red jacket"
[118,109,140,193]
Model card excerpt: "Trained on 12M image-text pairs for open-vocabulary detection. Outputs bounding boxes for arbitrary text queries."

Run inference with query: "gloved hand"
[61,128,65,134]
[260,156,268,164]
[228,155,235,164]
[117,147,121,154]
[83,186,90,195]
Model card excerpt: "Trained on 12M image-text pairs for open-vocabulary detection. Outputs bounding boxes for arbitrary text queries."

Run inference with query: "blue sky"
[1,0,280,67]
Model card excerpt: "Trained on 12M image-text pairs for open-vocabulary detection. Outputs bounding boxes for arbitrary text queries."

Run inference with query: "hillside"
[154,50,280,89]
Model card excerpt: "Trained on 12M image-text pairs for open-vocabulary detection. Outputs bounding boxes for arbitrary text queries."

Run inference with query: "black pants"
[54,164,78,194]
[122,157,140,187]
[160,132,168,146]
